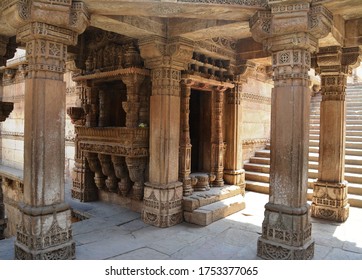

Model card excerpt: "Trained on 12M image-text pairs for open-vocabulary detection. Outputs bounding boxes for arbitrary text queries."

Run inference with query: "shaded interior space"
[190,89,211,173]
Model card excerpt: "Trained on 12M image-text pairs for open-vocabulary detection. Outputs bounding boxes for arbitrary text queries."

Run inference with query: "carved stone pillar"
[121,73,145,128]
[311,46,361,222]
[139,36,194,227]
[250,1,332,259]
[211,86,226,187]
[71,83,98,202]
[179,82,193,196]
[3,0,89,259]
[224,78,245,189]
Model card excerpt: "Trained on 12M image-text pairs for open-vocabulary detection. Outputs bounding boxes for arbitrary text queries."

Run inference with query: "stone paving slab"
[1,192,362,260]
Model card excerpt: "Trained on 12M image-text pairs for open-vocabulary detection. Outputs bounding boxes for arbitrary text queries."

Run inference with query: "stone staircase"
[245,83,362,208]
[183,184,245,226]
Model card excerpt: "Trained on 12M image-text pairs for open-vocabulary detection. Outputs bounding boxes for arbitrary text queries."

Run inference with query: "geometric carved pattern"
[142,183,183,228]
[311,182,350,222]
[257,239,314,260]
[15,213,75,260]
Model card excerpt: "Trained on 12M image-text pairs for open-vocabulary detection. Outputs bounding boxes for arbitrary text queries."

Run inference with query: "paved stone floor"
[1,188,362,260]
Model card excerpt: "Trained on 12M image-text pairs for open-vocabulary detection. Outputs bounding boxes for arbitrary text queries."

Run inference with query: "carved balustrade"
[75,127,149,200]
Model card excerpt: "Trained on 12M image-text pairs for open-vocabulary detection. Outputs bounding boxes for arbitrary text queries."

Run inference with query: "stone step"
[245,181,362,208]
[254,149,270,158]
[249,156,270,165]
[345,155,362,165]
[309,146,319,153]
[309,152,319,161]
[346,119,362,125]
[310,141,362,150]
[245,171,269,183]
[184,194,245,226]
[183,185,243,212]
[345,172,362,184]
[244,162,270,174]
[245,180,269,194]
[348,183,362,196]
[346,136,362,142]
[346,124,362,130]
[346,130,362,136]
[310,134,319,140]
[346,148,362,156]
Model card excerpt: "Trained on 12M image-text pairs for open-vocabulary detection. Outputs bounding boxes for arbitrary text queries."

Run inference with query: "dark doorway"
[189,89,211,173]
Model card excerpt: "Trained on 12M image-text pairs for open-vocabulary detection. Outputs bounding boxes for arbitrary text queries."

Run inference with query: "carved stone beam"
[169,19,251,41]
[91,15,166,39]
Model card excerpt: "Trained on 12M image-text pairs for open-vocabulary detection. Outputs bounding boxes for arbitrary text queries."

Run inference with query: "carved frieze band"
[79,143,148,157]
[241,92,271,104]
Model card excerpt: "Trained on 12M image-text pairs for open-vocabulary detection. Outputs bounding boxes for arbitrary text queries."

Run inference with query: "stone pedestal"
[139,36,193,227]
[250,1,333,259]
[311,46,361,222]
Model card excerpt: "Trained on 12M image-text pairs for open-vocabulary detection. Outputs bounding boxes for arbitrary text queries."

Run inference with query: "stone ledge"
[183,185,242,212]
[184,194,245,226]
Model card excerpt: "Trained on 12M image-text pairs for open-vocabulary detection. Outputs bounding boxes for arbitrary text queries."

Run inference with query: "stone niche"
[69,28,150,212]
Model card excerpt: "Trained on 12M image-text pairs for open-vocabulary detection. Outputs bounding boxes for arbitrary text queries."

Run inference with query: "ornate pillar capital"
[2,0,89,36]
[250,2,333,52]
[139,36,194,70]
[315,46,362,75]
[315,46,362,101]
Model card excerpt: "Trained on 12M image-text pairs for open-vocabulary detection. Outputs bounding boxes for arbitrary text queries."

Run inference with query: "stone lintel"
[142,181,183,228]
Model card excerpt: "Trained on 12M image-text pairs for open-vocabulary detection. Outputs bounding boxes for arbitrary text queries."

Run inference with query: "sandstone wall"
[241,76,272,162]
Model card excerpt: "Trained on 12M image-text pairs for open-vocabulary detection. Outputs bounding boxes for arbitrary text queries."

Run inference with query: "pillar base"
[223,169,245,194]
[257,237,314,260]
[257,203,314,260]
[14,206,75,260]
[142,181,183,228]
[311,181,349,222]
